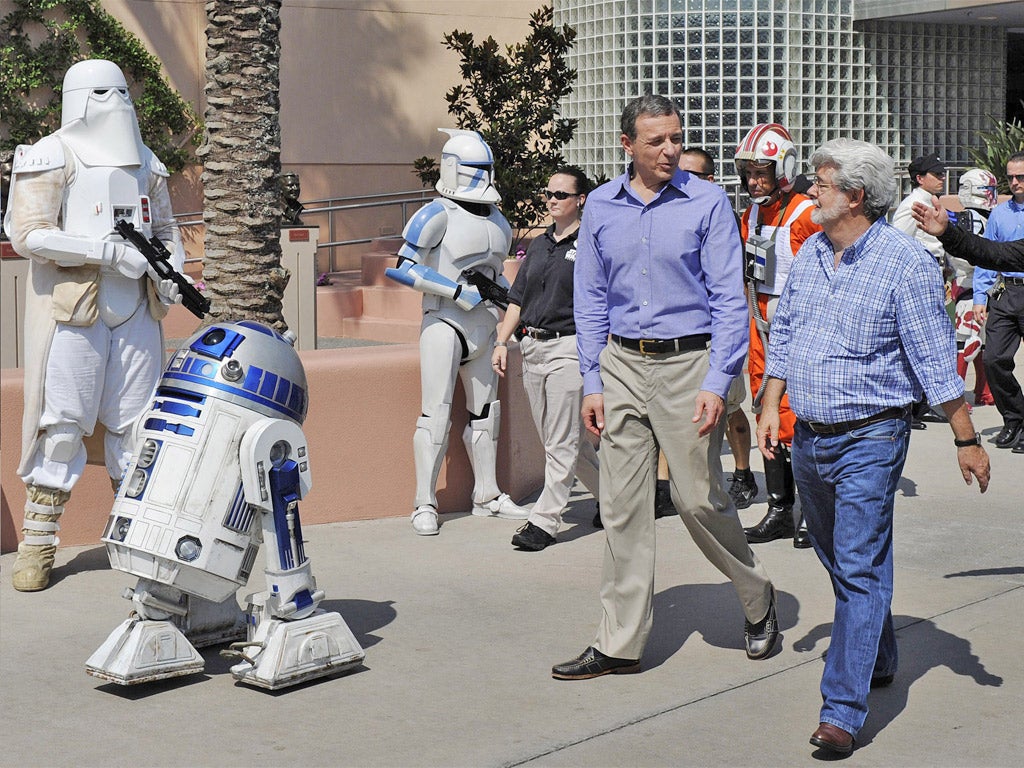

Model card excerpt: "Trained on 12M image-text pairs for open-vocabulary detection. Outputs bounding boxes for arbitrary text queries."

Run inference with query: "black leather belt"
[804,406,909,436]
[1004,277,1024,286]
[611,334,710,355]
[518,325,566,341]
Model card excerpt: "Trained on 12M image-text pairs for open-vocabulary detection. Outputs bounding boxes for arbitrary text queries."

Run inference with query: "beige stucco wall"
[97,0,539,212]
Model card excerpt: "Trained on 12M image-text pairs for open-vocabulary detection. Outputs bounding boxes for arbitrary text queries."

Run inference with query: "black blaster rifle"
[114,219,210,318]
[461,268,509,310]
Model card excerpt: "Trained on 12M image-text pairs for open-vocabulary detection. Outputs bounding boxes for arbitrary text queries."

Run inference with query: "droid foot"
[86,618,204,684]
[226,610,365,690]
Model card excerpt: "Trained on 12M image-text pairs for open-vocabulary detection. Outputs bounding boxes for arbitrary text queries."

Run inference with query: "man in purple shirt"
[552,95,778,681]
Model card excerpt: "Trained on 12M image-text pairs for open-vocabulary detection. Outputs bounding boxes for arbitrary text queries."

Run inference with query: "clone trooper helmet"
[734,123,798,204]
[435,129,501,204]
[60,59,144,167]
[958,168,998,210]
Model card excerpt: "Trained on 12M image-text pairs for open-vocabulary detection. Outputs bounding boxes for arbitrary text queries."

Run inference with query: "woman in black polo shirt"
[492,167,599,551]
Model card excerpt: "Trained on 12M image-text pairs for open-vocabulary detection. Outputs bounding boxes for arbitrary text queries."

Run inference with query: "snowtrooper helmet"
[60,59,144,166]
[435,129,501,204]
[958,168,998,211]
[734,123,798,204]
[61,59,132,126]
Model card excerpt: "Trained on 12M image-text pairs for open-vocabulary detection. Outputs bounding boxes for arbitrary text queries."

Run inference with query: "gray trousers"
[520,335,600,536]
[594,342,773,660]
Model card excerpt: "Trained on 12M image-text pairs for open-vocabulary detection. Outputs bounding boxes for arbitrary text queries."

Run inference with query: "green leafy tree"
[968,108,1024,194]
[413,4,577,250]
[0,0,201,173]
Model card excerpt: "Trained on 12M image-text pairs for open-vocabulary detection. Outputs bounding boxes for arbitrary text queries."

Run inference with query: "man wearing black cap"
[893,153,953,428]
[892,153,950,265]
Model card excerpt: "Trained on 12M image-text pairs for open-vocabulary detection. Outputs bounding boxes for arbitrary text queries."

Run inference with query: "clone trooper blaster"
[114,219,210,318]
[462,268,509,310]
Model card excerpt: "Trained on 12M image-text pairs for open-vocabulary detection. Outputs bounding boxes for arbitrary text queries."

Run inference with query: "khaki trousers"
[520,335,600,536]
[594,342,773,660]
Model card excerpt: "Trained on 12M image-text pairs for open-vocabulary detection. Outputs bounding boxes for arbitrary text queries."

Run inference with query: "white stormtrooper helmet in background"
[435,128,501,204]
[958,168,998,211]
[60,58,144,167]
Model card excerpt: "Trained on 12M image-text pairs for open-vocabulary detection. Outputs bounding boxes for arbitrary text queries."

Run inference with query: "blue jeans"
[791,416,910,736]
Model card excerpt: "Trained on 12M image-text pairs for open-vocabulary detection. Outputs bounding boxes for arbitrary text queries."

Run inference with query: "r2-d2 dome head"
[958,168,998,211]
[61,58,133,127]
[435,128,501,204]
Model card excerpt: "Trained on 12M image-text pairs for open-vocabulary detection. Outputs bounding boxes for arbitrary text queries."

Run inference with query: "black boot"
[654,479,676,518]
[785,457,811,549]
[744,444,795,544]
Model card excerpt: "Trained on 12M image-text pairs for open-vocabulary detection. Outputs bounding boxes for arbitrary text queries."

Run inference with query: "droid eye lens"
[269,440,290,467]
[202,329,226,346]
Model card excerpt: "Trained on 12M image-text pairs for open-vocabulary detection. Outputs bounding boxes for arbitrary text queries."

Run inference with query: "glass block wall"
[554,0,1006,183]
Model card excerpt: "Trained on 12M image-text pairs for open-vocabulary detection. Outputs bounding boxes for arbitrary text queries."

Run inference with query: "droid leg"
[85,579,205,684]
[463,402,528,519]
[225,419,364,689]
[12,485,70,592]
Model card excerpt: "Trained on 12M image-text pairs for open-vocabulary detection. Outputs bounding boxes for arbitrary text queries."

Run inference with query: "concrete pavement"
[1,397,1021,767]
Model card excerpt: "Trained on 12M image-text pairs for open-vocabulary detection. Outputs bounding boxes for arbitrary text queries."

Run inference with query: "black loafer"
[511,522,555,551]
[552,646,640,680]
[745,589,779,660]
[993,422,1023,448]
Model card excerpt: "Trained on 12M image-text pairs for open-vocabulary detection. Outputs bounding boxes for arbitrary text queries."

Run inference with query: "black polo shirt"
[508,225,579,335]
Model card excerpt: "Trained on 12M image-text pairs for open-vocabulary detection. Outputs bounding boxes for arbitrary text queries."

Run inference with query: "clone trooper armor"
[2,59,184,592]
[386,129,527,535]
[86,321,364,688]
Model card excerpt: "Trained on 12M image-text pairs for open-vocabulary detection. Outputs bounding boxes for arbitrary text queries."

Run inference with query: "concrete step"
[361,252,398,286]
[359,284,423,322]
[340,315,421,344]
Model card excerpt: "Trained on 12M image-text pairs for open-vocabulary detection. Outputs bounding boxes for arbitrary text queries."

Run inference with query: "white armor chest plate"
[64,162,148,324]
[428,203,511,284]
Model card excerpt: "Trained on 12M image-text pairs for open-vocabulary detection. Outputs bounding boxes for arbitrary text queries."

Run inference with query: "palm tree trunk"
[199,0,288,329]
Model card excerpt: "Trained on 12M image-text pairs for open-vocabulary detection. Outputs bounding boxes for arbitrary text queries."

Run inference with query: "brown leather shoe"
[810,722,854,754]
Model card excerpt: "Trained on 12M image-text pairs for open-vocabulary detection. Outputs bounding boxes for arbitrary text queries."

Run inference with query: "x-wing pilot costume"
[387,129,527,535]
[3,59,185,592]
[734,123,821,548]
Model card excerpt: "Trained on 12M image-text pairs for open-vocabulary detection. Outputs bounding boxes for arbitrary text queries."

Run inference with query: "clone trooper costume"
[3,59,184,591]
[387,130,527,535]
[952,169,998,405]
[734,123,821,548]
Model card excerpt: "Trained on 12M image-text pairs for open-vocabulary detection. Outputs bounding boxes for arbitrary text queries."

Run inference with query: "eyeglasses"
[1007,174,1024,183]
[542,189,581,200]
[808,176,839,191]
[689,171,713,180]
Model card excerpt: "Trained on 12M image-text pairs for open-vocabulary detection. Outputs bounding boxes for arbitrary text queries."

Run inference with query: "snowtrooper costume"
[3,59,184,591]
[386,129,527,535]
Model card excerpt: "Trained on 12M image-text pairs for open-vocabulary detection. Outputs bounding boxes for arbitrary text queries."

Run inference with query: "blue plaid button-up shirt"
[765,217,963,424]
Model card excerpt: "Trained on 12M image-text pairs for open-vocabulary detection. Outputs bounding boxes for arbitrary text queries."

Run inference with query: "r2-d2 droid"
[86,321,364,689]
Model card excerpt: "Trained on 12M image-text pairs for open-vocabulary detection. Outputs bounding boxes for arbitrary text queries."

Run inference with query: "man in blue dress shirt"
[758,138,991,755]
[969,151,1024,451]
[552,95,778,681]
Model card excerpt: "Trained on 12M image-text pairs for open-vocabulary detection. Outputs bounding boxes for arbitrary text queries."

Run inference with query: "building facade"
[554,0,1012,181]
